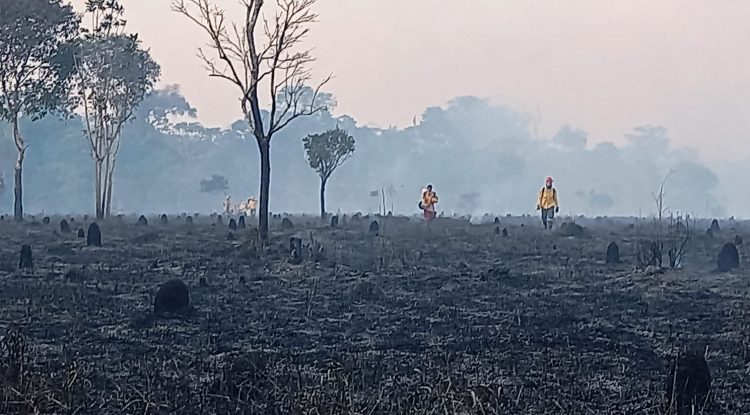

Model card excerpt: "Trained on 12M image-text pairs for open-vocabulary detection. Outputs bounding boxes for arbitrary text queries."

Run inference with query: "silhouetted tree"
[173,0,331,240]
[72,0,160,219]
[0,0,79,220]
[303,127,355,217]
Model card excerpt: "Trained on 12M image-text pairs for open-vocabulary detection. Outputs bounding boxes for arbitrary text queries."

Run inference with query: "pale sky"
[73,0,750,161]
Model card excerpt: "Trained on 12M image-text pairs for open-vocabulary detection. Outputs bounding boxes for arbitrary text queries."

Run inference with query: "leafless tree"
[637,171,691,269]
[173,0,331,240]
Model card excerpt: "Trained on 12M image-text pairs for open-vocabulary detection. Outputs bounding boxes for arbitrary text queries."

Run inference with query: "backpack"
[541,187,556,196]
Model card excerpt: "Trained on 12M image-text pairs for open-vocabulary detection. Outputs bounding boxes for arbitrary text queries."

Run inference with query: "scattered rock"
[281,217,294,230]
[216,215,223,225]
[60,219,70,233]
[137,215,148,226]
[606,242,620,264]
[42,216,50,225]
[666,352,711,412]
[330,215,339,227]
[494,226,500,235]
[186,216,193,225]
[153,279,190,315]
[734,235,743,246]
[717,242,739,272]
[19,245,33,270]
[494,217,500,224]
[369,220,380,235]
[87,223,101,247]
[502,228,509,237]
[228,218,237,230]
[559,222,585,237]
[238,216,246,229]
[77,228,85,238]
[160,214,168,225]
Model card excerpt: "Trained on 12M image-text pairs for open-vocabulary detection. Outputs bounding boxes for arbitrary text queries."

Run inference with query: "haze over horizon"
[1,0,747,218]
[70,0,750,163]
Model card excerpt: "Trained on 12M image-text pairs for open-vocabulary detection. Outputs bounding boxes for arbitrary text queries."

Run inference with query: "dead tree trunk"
[258,140,271,241]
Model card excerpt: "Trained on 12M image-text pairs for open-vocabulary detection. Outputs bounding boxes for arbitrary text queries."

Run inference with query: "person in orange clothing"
[536,176,559,230]
[247,196,257,217]
[419,184,439,224]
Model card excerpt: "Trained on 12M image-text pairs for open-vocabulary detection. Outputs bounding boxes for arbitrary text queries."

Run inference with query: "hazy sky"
[73,0,750,161]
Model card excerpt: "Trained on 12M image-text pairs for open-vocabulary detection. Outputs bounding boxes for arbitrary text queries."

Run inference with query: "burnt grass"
[1,215,749,414]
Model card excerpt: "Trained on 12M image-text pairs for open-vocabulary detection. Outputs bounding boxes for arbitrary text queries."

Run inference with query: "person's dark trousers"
[541,207,555,229]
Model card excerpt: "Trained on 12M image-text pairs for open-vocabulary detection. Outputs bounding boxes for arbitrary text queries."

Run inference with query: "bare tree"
[73,1,160,219]
[173,0,331,240]
[637,171,691,269]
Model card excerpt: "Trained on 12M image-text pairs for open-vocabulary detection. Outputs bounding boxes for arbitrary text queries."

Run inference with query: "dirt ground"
[0,213,748,414]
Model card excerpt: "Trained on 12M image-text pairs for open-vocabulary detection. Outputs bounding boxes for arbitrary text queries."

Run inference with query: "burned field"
[0,214,749,414]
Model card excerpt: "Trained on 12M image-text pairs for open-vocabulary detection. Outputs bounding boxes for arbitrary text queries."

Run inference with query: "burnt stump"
[154,279,190,315]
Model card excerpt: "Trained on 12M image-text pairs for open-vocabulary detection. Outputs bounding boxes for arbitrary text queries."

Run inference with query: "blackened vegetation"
[153,279,190,315]
[60,219,70,233]
[2,216,750,414]
[18,245,32,270]
[606,242,620,264]
[717,243,739,272]
[666,352,711,413]
[289,237,303,265]
[86,223,101,247]
[137,215,148,226]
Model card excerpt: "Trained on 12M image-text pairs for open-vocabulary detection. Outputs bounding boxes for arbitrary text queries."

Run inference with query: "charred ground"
[0,214,748,414]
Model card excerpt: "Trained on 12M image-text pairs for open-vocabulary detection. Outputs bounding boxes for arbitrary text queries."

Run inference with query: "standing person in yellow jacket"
[536,176,559,230]
[419,184,439,224]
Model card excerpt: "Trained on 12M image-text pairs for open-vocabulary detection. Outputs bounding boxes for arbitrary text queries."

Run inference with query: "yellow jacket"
[422,191,439,212]
[537,187,558,210]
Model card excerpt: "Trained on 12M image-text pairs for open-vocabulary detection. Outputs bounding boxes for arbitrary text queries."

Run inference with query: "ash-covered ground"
[0,214,748,414]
